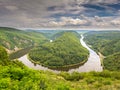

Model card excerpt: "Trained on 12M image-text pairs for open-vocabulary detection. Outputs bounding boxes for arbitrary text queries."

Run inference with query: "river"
[18,35,103,73]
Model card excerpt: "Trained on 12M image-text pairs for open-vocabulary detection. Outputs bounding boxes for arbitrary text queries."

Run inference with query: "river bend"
[18,35,103,73]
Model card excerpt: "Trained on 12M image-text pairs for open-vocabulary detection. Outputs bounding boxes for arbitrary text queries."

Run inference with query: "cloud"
[78,0,119,4]
[0,0,120,29]
[5,5,18,11]
[48,17,88,27]
[45,15,120,29]
[111,17,120,25]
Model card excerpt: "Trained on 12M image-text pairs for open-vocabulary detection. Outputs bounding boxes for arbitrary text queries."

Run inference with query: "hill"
[0,46,120,90]
[84,31,120,56]
[84,31,120,71]
[104,52,120,71]
[0,27,47,53]
[29,32,89,70]
[0,46,9,65]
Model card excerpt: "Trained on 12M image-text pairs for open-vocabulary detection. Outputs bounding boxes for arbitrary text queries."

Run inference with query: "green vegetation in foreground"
[0,27,47,52]
[0,46,120,90]
[84,31,120,71]
[29,32,89,70]
[0,46,9,65]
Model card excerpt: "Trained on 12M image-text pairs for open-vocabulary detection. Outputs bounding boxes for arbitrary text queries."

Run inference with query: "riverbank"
[27,53,88,71]
[18,34,103,73]
[9,46,34,59]
[98,52,106,69]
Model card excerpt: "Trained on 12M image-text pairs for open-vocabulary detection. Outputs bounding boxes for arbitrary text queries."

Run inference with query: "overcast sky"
[0,0,120,30]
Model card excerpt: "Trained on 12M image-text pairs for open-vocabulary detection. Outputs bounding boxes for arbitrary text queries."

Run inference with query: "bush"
[98,70,112,78]
[0,78,11,89]
[60,72,84,81]
[0,46,8,59]
[57,84,70,90]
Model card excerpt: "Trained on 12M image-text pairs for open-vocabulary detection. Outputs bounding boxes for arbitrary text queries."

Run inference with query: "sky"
[0,0,120,30]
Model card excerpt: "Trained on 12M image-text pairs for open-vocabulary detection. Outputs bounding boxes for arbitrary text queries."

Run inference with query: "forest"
[0,27,120,89]
[0,27,48,52]
[0,46,120,90]
[29,32,89,70]
[84,31,120,71]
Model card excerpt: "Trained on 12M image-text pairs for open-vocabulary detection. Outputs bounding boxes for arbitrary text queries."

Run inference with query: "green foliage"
[104,52,120,71]
[0,50,120,90]
[0,46,8,60]
[0,46,9,65]
[57,84,70,90]
[85,31,120,56]
[60,72,84,81]
[0,78,11,89]
[0,27,47,51]
[0,28,120,90]
[29,32,89,69]
[85,31,120,71]
[9,46,33,59]
[0,61,120,90]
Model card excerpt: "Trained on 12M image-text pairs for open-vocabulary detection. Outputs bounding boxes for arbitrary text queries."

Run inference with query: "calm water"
[18,35,103,73]
[68,35,103,73]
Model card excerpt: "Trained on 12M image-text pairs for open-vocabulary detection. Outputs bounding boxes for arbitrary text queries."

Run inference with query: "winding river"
[18,35,103,73]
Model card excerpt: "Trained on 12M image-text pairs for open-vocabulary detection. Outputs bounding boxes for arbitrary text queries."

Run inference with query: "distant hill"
[0,30,120,90]
[84,31,120,71]
[84,31,120,56]
[29,31,89,70]
[0,27,47,53]
[104,52,120,71]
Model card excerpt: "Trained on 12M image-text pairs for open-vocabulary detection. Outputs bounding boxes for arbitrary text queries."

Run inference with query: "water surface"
[18,35,103,73]
[68,35,103,73]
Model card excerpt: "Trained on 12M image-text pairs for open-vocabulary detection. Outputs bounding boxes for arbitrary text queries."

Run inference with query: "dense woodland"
[0,27,47,52]
[29,32,89,69]
[103,52,120,71]
[0,27,120,89]
[85,31,120,71]
[0,46,120,90]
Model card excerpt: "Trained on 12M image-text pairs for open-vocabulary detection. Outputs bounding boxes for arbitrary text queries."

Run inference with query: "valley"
[18,34,103,72]
[28,32,89,70]
[0,27,120,90]
[84,31,120,71]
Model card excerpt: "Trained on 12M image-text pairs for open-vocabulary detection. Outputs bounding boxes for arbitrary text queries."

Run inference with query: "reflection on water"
[19,55,60,73]
[68,35,103,73]
[18,34,103,73]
